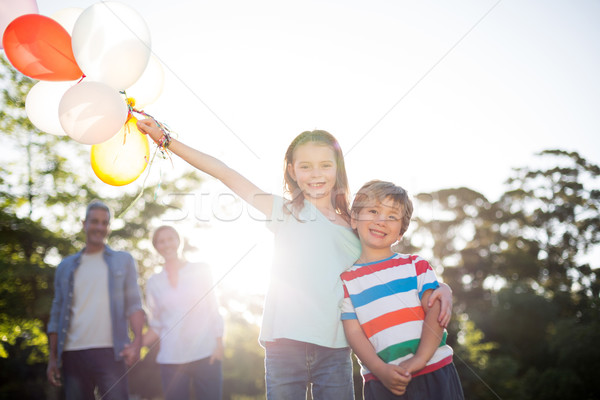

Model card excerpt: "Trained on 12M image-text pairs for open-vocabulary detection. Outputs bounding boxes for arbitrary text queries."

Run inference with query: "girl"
[143,225,224,400]
[137,120,452,400]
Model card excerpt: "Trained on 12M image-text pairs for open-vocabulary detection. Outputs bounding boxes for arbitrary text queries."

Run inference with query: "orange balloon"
[91,116,150,186]
[2,14,83,81]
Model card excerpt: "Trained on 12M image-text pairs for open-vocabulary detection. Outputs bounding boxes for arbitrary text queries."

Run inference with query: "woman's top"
[260,195,361,348]
[146,262,224,364]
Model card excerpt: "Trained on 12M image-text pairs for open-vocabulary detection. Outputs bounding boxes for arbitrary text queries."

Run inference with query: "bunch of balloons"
[1,0,165,186]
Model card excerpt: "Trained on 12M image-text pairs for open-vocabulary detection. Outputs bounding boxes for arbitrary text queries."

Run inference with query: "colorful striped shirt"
[341,253,453,381]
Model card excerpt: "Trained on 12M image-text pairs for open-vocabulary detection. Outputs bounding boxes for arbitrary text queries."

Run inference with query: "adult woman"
[143,225,224,400]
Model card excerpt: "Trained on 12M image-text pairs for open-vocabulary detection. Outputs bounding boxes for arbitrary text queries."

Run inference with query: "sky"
[28,0,600,292]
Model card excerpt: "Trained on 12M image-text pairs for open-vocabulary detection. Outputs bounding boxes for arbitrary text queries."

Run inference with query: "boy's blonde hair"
[351,180,413,236]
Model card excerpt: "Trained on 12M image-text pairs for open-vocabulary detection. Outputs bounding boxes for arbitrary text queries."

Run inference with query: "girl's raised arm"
[137,119,273,217]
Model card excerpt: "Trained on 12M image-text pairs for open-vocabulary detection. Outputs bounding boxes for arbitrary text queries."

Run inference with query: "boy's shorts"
[364,363,464,400]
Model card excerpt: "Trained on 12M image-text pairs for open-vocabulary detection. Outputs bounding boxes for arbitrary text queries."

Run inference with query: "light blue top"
[260,195,361,348]
[47,245,143,365]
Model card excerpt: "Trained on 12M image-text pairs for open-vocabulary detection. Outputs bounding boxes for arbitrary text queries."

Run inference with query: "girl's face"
[153,227,180,259]
[288,142,338,200]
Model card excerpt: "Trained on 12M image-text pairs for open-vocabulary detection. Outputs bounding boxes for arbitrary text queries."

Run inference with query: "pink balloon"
[0,0,39,49]
[59,81,128,145]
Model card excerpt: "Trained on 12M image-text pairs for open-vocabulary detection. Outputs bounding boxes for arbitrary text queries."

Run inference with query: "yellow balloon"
[91,116,150,186]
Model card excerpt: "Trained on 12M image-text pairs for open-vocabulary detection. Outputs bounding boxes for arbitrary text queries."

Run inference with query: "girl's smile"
[288,142,338,202]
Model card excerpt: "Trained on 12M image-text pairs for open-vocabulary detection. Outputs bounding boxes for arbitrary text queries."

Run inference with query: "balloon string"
[115,91,173,219]
[116,144,161,219]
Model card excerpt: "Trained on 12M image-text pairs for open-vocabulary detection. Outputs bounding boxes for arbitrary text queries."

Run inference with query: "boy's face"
[351,197,404,255]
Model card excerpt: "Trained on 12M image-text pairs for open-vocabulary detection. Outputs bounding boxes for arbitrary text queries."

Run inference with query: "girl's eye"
[368,209,378,214]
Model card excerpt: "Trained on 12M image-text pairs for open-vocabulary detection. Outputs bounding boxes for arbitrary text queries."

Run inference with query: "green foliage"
[410,150,599,399]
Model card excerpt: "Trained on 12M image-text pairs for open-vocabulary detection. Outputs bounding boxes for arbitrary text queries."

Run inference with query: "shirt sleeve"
[124,254,144,317]
[47,262,65,334]
[415,256,440,299]
[265,195,285,233]
[340,281,358,320]
[145,277,163,333]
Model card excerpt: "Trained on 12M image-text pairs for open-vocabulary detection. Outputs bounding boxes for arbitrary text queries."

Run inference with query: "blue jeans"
[62,348,128,400]
[265,339,355,400]
[159,357,223,400]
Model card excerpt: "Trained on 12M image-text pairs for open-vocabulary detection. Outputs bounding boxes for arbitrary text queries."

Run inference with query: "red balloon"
[2,14,83,81]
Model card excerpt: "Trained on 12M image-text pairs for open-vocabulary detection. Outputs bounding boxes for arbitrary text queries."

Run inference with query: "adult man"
[47,201,145,400]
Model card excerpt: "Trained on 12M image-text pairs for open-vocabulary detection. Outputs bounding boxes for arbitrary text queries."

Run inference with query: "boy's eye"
[368,209,378,214]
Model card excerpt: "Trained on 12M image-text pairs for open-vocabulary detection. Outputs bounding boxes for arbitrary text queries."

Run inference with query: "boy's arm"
[343,319,411,395]
[400,289,445,374]
[427,282,453,327]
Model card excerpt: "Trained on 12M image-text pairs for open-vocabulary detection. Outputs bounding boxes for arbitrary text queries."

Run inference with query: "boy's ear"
[350,211,358,230]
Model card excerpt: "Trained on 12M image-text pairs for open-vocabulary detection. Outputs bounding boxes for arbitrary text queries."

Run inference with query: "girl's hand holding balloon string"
[137,119,164,143]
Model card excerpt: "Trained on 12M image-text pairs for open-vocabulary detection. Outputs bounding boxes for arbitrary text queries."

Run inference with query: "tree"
[0,56,205,398]
[409,150,599,399]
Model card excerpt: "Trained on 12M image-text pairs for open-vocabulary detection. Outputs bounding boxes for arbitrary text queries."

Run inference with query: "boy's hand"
[398,355,426,376]
[373,363,411,395]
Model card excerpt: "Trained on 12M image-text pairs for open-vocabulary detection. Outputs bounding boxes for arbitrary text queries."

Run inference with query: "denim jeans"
[62,348,128,400]
[265,339,355,400]
[159,357,223,400]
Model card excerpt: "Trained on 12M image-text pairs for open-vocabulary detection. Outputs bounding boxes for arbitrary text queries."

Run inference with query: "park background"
[1,0,599,399]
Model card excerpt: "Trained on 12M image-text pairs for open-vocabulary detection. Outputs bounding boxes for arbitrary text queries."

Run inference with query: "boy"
[341,180,464,399]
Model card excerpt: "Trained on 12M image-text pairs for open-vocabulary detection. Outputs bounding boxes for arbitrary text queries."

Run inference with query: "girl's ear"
[287,163,296,181]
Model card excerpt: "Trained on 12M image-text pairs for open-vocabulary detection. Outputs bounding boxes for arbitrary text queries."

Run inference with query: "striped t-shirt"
[340,253,453,381]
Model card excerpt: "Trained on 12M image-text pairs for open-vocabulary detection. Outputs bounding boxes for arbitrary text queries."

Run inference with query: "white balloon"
[59,81,128,145]
[50,7,83,35]
[26,81,78,136]
[71,1,151,90]
[125,54,164,109]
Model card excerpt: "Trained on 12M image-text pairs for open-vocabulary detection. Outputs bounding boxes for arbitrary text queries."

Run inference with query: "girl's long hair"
[283,130,351,222]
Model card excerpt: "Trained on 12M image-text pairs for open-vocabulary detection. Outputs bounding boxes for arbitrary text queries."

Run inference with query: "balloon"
[2,14,83,81]
[72,2,151,90]
[50,7,83,35]
[26,80,78,136]
[0,0,38,49]
[125,55,165,109]
[59,81,128,145]
[91,116,150,186]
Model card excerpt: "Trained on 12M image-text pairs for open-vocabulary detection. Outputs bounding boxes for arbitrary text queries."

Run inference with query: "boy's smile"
[352,197,404,261]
